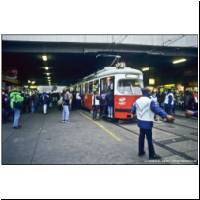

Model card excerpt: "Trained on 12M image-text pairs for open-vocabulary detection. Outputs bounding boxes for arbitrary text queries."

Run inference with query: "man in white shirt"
[76,92,82,109]
[164,89,175,114]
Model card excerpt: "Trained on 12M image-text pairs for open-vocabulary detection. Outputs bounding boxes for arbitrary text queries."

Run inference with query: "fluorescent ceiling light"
[172,58,186,64]
[142,67,150,71]
[44,67,49,70]
[45,72,51,76]
[42,55,47,61]
[149,78,155,85]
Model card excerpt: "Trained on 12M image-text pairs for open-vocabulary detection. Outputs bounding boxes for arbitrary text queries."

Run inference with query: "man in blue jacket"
[131,87,174,160]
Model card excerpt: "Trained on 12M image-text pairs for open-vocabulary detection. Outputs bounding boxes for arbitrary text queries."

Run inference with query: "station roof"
[2,39,198,86]
[2,35,198,48]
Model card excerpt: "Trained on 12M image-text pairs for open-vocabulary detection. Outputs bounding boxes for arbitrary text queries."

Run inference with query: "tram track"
[116,119,198,142]
[112,121,197,163]
[175,114,197,121]
[153,126,198,142]
[77,110,198,164]
[171,121,198,130]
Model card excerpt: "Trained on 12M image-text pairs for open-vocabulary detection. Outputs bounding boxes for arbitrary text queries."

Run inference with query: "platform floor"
[2,108,198,165]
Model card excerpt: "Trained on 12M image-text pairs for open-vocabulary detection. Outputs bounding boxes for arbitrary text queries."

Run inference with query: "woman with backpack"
[10,89,24,129]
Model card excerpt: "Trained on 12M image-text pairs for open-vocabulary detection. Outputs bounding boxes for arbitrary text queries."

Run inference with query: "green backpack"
[10,92,24,109]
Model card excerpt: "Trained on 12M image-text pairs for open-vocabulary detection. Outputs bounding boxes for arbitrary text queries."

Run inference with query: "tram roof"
[82,66,142,82]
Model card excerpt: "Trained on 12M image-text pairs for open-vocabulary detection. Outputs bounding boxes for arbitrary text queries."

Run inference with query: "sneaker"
[138,152,146,157]
[13,126,21,129]
[149,154,162,160]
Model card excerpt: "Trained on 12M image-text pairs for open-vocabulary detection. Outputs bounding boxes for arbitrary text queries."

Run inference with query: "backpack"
[11,93,24,109]
[13,101,23,109]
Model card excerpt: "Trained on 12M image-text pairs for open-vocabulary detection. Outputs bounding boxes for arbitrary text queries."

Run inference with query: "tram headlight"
[118,97,126,105]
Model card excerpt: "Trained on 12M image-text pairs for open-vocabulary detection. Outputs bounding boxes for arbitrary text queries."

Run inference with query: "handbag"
[57,97,63,105]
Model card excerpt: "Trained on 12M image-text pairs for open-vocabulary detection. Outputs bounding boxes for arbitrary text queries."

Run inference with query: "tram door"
[100,76,114,117]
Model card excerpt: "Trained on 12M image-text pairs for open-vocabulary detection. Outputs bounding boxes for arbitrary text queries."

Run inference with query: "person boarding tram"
[131,87,174,160]
[92,91,101,120]
[106,89,114,118]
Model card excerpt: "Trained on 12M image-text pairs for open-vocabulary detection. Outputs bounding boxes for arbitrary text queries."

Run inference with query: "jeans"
[62,105,69,121]
[92,105,100,119]
[139,128,155,158]
[13,109,21,128]
[43,104,47,114]
[107,106,113,118]
[164,104,173,115]
[31,102,35,113]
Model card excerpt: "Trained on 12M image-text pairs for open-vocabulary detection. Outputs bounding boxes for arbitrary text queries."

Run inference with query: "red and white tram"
[72,63,144,120]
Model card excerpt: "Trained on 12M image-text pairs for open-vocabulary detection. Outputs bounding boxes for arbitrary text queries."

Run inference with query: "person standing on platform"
[76,91,82,109]
[10,89,24,129]
[41,92,49,114]
[71,91,76,110]
[2,90,10,123]
[150,89,158,121]
[30,93,36,113]
[68,90,73,111]
[164,89,174,115]
[131,87,174,160]
[62,90,70,123]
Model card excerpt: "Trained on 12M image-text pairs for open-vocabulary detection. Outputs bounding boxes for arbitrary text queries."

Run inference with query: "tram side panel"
[114,95,140,119]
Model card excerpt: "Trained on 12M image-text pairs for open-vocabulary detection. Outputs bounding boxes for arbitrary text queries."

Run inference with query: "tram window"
[73,85,77,92]
[118,79,142,95]
[100,77,114,93]
[93,80,99,91]
[107,76,114,91]
[89,81,93,93]
[77,85,80,92]
[81,83,85,94]
[100,78,107,93]
[85,82,89,93]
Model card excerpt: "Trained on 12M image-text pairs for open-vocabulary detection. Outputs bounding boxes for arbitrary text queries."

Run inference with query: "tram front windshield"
[118,79,142,95]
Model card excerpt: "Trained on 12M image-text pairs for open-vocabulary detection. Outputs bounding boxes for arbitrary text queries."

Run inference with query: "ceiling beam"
[2,41,198,57]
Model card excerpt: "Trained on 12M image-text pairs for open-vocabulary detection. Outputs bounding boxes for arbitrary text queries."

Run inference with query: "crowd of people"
[2,87,198,126]
[2,86,198,161]
[149,88,198,115]
[2,88,86,128]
